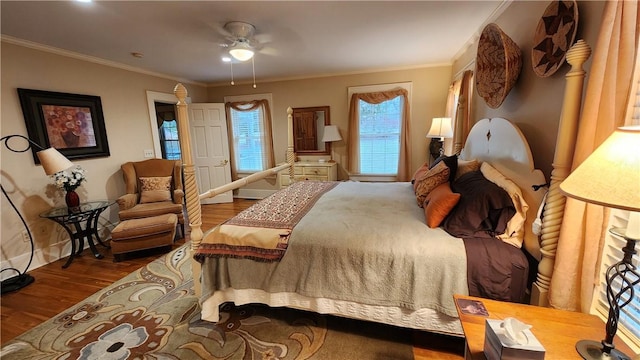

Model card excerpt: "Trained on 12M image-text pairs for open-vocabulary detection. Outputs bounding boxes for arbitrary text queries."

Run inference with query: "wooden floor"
[0,199,464,359]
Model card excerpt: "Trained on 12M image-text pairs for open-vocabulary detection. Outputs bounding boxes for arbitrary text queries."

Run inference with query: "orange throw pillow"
[424,182,461,228]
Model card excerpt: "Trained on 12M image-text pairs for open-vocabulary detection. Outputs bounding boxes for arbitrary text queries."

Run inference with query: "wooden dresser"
[279,162,337,188]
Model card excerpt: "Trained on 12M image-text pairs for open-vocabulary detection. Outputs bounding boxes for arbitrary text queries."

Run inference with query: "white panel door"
[188,103,232,204]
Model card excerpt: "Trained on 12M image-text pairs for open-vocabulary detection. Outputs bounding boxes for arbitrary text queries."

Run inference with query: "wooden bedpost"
[173,83,204,297]
[531,40,591,307]
[286,107,295,184]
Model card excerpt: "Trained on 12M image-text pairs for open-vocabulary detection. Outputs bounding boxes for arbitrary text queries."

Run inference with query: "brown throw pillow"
[424,182,461,228]
[414,161,450,207]
[455,159,481,181]
[139,176,172,203]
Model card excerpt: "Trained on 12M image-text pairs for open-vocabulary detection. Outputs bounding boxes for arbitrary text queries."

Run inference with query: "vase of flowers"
[52,166,86,209]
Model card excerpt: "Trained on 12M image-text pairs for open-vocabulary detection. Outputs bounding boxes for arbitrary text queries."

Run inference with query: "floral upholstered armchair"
[117,159,185,236]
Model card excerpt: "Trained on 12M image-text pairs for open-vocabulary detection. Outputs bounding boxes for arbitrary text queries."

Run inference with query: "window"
[358,97,402,174]
[347,83,412,181]
[592,73,640,353]
[593,210,640,352]
[224,93,274,177]
[159,120,181,160]
[229,106,264,172]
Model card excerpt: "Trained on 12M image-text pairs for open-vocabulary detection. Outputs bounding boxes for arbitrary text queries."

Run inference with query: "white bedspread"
[199,181,468,319]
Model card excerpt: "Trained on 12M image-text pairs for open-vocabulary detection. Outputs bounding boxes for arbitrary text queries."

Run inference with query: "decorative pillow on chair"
[139,176,172,203]
[414,161,450,207]
[424,182,461,228]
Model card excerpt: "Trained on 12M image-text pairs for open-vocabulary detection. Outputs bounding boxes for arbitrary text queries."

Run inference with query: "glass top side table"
[40,200,113,268]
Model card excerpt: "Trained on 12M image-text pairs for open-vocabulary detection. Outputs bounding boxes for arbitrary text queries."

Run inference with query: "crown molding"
[1,35,207,87]
[452,0,513,65]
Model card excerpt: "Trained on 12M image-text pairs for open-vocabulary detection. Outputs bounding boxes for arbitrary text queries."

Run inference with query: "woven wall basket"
[475,23,522,109]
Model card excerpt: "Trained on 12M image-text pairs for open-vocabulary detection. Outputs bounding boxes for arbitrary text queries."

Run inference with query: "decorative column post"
[286,107,295,184]
[173,83,204,297]
[531,40,592,307]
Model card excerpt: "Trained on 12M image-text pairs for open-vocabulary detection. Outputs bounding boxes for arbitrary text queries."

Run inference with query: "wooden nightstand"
[279,161,337,188]
[454,294,636,360]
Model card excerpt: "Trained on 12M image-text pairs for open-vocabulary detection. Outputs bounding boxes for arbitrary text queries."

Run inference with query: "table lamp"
[426,117,453,161]
[1,134,74,294]
[321,125,342,163]
[559,126,640,360]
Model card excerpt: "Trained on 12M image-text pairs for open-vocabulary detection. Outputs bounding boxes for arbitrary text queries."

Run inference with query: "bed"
[172,102,545,336]
[170,42,589,335]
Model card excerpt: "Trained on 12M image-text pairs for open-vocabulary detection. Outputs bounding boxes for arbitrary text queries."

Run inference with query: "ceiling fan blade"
[213,22,234,38]
[253,33,273,44]
[258,46,279,56]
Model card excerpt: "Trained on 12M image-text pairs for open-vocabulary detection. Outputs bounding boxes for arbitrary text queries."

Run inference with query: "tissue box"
[483,319,545,360]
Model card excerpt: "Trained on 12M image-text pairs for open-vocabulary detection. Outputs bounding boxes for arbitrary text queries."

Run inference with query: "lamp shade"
[321,125,342,142]
[426,117,453,139]
[37,147,74,175]
[559,126,640,212]
[229,43,254,61]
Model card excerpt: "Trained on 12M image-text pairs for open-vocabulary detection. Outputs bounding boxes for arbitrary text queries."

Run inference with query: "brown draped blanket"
[195,181,338,262]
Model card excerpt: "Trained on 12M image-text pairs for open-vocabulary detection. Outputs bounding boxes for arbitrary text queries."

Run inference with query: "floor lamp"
[426,117,453,163]
[1,134,74,294]
[559,126,640,360]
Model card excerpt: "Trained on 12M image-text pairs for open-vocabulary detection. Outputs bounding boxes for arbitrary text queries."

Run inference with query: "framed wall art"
[17,88,110,163]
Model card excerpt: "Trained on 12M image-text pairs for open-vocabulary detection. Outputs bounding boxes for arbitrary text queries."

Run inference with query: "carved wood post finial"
[173,83,204,296]
[286,107,295,184]
[531,39,592,307]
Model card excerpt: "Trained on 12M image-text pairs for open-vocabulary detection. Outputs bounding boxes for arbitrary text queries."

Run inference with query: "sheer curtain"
[224,99,275,180]
[347,88,412,181]
[453,70,474,154]
[549,0,639,312]
[443,79,462,155]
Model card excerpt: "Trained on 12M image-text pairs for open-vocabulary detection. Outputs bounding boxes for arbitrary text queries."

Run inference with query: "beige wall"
[453,1,606,178]
[1,42,207,275]
[1,41,451,273]
[207,66,453,182]
[1,0,607,273]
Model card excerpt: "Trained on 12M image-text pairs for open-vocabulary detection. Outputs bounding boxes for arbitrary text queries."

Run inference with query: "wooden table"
[454,294,637,360]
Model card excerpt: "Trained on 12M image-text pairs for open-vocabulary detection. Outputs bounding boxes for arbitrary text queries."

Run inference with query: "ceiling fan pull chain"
[230,61,235,86]
[252,57,257,88]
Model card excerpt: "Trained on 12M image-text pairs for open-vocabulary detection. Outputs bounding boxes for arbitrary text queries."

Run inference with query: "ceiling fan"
[218,21,270,61]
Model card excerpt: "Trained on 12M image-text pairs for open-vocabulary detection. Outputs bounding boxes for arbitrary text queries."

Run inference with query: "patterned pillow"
[139,176,172,203]
[411,162,430,191]
[424,182,461,228]
[414,161,450,207]
[431,154,458,183]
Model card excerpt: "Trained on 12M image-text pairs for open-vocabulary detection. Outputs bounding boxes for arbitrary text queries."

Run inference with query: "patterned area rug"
[1,244,414,359]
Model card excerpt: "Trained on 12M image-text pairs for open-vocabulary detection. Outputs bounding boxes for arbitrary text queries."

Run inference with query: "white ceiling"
[1,1,507,85]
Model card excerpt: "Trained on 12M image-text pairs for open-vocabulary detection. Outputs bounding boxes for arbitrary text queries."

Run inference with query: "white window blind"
[592,72,640,354]
[229,106,265,172]
[159,120,181,160]
[224,93,273,174]
[358,97,403,174]
[348,82,412,178]
[593,205,640,354]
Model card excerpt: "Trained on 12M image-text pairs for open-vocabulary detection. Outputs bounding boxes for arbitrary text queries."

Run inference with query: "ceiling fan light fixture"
[228,44,254,62]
